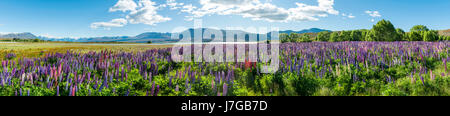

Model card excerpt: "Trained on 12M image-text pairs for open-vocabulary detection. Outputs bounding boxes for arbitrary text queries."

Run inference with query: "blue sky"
[0,0,449,38]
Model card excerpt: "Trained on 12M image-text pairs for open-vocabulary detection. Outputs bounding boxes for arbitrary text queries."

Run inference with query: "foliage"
[280,20,449,43]
[367,19,400,41]
[316,31,331,42]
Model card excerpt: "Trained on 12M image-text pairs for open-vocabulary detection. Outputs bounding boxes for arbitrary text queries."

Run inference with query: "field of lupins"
[0,42,449,96]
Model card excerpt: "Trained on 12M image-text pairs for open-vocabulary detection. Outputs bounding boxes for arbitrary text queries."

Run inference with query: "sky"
[0,0,449,38]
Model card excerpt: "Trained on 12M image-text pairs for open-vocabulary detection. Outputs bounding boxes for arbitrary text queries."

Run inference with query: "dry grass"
[0,42,172,60]
[439,29,450,36]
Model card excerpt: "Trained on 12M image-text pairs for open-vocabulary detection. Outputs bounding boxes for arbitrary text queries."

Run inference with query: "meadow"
[0,41,449,96]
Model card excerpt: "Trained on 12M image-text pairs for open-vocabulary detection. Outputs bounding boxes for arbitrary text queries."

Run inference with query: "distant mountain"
[0,32,37,39]
[134,32,171,40]
[279,28,331,34]
[38,36,81,42]
[37,28,329,43]
[78,36,132,42]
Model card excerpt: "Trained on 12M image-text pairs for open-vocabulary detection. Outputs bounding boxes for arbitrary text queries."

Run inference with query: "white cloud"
[40,33,64,39]
[166,0,184,10]
[126,0,171,25]
[371,19,375,22]
[181,4,197,13]
[93,0,343,29]
[236,3,290,22]
[91,18,128,30]
[93,0,171,29]
[365,10,381,17]
[347,14,355,18]
[287,0,339,21]
[109,0,138,12]
[184,0,339,22]
[181,4,198,21]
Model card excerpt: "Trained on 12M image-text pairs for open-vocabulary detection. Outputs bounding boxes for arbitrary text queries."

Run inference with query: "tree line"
[281,19,450,43]
[0,38,47,42]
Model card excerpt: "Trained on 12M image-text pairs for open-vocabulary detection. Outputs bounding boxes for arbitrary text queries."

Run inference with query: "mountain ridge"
[0,32,38,39]
[2,28,330,43]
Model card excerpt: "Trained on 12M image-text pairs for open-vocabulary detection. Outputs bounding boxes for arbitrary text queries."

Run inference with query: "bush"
[5,53,16,60]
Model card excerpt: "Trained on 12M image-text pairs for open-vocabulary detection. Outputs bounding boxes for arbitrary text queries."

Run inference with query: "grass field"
[0,42,172,60]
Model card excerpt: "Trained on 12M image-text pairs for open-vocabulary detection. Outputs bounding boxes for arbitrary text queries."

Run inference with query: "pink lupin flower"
[58,63,62,77]
[430,69,434,80]
[72,86,76,96]
[211,80,214,89]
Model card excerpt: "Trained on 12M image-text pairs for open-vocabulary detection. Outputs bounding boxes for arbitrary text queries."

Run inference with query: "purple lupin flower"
[125,73,128,82]
[57,86,60,96]
[223,83,228,96]
[69,86,72,96]
[155,85,160,96]
[98,76,106,92]
[185,84,190,94]
[125,89,130,96]
[151,81,155,96]
[168,76,173,87]
[144,71,148,80]
[121,66,125,81]
[420,75,425,86]
[444,59,448,73]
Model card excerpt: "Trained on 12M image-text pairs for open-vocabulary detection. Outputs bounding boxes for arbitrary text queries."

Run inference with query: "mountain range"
[2,28,331,43]
[0,32,38,39]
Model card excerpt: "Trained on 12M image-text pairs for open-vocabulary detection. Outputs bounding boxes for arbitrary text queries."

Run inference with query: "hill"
[0,32,37,39]
[279,28,331,34]
[439,29,450,36]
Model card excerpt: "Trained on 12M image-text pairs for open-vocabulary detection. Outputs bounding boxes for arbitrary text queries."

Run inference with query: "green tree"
[280,33,290,43]
[423,30,439,41]
[316,31,331,41]
[396,28,406,41]
[366,30,376,41]
[439,35,448,41]
[329,32,339,42]
[289,33,299,42]
[33,38,40,42]
[339,31,351,41]
[410,25,429,32]
[299,34,312,42]
[360,29,370,41]
[350,30,362,41]
[408,31,422,41]
[368,19,400,41]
